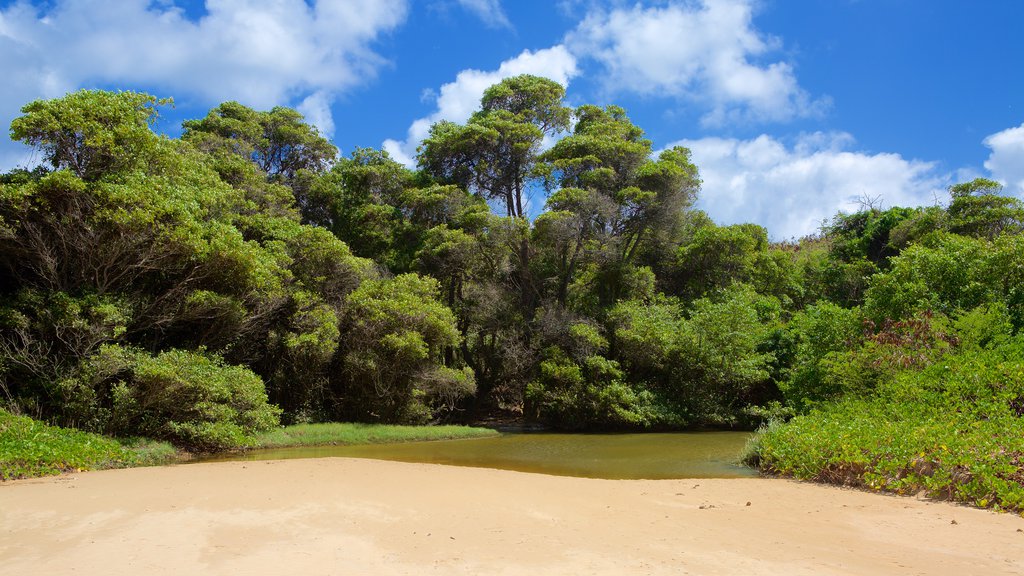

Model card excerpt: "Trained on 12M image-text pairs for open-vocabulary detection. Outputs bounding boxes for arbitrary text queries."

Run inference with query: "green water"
[209,432,756,479]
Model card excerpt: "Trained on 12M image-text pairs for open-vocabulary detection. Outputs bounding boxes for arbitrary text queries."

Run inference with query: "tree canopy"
[3,78,1024,462]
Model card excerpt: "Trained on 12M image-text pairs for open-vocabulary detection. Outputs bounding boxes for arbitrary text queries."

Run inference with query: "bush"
[780,302,863,411]
[333,274,472,423]
[753,336,1024,512]
[72,345,280,451]
[0,408,137,479]
[525,346,659,429]
[609,287,777,426]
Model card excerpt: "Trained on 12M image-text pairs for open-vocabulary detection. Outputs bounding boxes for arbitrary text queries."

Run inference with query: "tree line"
[1,77,1022,452]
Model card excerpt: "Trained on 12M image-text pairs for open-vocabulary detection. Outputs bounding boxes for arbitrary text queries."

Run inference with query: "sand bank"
[1,458,1022,575]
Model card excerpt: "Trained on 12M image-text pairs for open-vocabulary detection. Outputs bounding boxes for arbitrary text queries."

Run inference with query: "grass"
[253,421,500,449]
[2,408,499,481]
[0,408,177,480]
[747,342,1024,513]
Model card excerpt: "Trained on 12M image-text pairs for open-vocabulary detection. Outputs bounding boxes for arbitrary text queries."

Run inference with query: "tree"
[537,105,700,308]
[10,90,169,181]
[418,75,571,315]
[1,90,375,429]
[182,102,337,224]
[946,178,1024,240]
[183,102,336,181]
[331,274,472,423]
[419,75,570,220]
[672,222,767,299]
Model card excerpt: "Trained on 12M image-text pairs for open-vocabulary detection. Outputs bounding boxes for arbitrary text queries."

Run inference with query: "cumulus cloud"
[983,122,1024,196]
[383,46,579,166]
[0,0,407,166]
[673,132,949,239]
[455,0,511,29]
[566,0,827,125]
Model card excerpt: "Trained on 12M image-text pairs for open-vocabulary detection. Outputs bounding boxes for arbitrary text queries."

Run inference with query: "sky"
[1,0,1022,239]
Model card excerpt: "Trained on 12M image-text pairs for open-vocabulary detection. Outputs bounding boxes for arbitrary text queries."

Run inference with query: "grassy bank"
[747,342,1024,513]
[253,422,500,449]
[2,409,499,481]
[0,409,178,480]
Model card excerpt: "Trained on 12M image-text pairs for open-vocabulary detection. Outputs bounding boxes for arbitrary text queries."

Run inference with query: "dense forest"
[1,78,1023,507]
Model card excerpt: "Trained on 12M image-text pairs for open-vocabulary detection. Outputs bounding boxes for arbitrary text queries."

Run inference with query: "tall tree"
[946,178,1024,240]
[10,90,169,181]
[419,75,571,312]
[537,105,700,308]
[182,102,338,223]
[182,102,337,181]
[419,75,570,219]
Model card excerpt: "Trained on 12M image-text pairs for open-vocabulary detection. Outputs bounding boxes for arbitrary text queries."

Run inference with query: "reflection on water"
[206,432,757,479]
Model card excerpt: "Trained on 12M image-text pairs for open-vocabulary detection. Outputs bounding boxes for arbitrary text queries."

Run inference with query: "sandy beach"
[1,458,1022,575]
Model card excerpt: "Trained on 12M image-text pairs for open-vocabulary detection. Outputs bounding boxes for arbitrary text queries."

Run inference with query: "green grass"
[748,342,1024,513]
[253,422,499,449]
[0,409,177,480]
[1,408,498,481]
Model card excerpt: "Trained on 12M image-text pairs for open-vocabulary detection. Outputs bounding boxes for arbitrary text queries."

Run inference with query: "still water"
[209,432,756,479]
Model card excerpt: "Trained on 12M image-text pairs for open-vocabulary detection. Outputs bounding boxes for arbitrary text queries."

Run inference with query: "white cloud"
[455,0,511,29]
[983,122,1024,196]
[0,0,408,167]
[565,0,827,126]
[673,132,949,239]
[297,91,335,137]
[383,46,578,166]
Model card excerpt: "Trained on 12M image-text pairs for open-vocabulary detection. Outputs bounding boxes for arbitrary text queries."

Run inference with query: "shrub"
[73,345,280,451]
[780,302,863,411]
[525,346,659,429]
[0,408,136,479]
[333,274,472,423]
[754,336,1024,512]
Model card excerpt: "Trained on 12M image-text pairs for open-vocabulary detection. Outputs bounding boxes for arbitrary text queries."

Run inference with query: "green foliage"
[333,274,471,423]
[182,101,336,184]
[0,408,175,480]
[946,178,1024,239]
[864,232,1024,324]
[10,90,169,181]
[673,222,768,299]
[606,287,777,426]
[63,346,281,451]
[525,346,657,429]
[421,75,569,220]
[753,337,1024,512]
[0,89,385,431]
[253,421,499,448]
[6,80,1024,469]
[536,105,699,309]
[780,302,863,410]
[825,207,916,268]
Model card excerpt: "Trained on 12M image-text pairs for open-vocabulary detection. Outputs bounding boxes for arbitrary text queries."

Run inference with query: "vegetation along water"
[1,80,1022,511]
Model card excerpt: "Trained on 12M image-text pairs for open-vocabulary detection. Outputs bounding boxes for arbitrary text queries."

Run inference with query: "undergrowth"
[751,342,1024,512]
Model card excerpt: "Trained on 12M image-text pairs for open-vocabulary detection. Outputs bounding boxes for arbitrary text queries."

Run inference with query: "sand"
[1,458,1022,575]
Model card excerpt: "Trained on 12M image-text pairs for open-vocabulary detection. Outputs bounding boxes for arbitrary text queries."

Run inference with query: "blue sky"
[1,0,1022,238]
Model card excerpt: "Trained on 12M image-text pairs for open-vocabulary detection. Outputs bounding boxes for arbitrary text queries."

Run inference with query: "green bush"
[333,274,472,424]
[780,302,863,411]
[0,408,136,479]
[525,346,658,429]
[69,345,280,451]
[753,336,1024,512]
[609,287,777,426]
[121,348,280,451]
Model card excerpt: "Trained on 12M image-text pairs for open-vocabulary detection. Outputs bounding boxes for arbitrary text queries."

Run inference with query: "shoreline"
[2,457,1023,575]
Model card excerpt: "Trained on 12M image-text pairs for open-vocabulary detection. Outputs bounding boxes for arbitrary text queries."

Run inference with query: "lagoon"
[208,431,756,479]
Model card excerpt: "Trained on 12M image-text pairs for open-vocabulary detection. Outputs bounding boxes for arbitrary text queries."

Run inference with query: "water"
[208,432,756,479]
